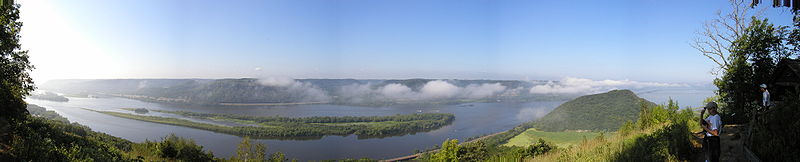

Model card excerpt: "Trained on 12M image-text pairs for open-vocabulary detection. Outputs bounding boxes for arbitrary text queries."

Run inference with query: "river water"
[25,87,713,161]
[26,97,565,160]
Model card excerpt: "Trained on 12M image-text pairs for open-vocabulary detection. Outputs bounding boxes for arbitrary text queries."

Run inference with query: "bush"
[457,141,489,161]
[229,137,290,162]
[130,134,215,161]
[422,138,555,162]
[0,117,133,162]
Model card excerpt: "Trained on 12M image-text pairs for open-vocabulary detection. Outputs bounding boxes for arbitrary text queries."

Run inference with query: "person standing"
[701,102,722,162]
[760,84,770,109]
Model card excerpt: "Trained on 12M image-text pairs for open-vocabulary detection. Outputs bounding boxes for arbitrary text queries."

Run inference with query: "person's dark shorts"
[704,136,720,162]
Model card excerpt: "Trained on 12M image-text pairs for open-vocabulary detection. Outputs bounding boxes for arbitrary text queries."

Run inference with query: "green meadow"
[503,128,608,148]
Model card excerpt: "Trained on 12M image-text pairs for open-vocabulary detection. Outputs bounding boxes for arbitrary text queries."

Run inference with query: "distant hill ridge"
[534,89,654,132]
[39,78,567,106]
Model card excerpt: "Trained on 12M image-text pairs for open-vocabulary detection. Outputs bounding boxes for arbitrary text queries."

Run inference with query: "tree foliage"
[231,137,288,162]
[714,17,797,123]
[0,117,133,161]
[130,134,215,161]
[751,0,800,16]
[0,1,34,121]
[693,0,760,75]
[431,139,460,162]
[423,138,554,162]
[534,89,653,131]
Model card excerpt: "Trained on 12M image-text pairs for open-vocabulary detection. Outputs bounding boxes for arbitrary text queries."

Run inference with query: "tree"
[715,54,754,124]
[431,139,459,162]
[0,0,33,155]
[269,152,287,162]
[0,0,33,121]
[751,0,800,57]
[231,137,267,162]
[699,1,799,123]
[751,0,800,16]
[737,18,792,87]
[154,134,215,161]
[524,139,553,157]
[693,0,761,75]
[716,17,797,123]
[230,137,289,162]
[458,141,488,161]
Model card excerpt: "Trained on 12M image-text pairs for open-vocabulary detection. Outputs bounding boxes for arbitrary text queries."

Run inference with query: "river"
[26,97,564,160]
[24,87,713,160]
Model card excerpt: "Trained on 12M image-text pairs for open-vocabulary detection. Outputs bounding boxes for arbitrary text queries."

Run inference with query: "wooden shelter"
[769,58,800,101]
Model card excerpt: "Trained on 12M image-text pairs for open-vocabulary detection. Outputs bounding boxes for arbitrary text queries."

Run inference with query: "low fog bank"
[529,77,689,94]
[333,80,514,103]
[252,77,536,104]
[39,77,704,106]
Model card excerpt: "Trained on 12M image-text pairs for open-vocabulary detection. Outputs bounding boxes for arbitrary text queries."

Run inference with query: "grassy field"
[503,128,608,148]
[527,123,698,161]
[522,102,701,161]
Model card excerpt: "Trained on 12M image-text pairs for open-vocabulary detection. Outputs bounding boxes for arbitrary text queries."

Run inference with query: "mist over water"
[529,77,689,94]
[522,77,715,108]
[516,106,551,122]
[635,87,716,108]
[332,80,510,102]
[246,77,697,104]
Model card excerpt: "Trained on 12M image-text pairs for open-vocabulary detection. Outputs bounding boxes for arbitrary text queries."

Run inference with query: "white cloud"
[257,76,295,87]
[516,107,551,122]
[380,83,413,98]
[463,83,507,98]
[529,77,687,94]
[420,80,461,98]
[336,83,377,103]
[256,77,330,102]
[334,80,510,103]
[137,80,149,89]
[286,82,329,102]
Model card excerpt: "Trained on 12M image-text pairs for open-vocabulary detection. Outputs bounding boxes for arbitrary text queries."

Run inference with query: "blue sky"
[18,0,796,83]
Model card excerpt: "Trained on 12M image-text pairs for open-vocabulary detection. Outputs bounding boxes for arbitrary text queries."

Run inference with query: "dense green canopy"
[534,90,654,132]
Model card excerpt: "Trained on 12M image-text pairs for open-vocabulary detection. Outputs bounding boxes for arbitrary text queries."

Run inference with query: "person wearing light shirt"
[701,102,721,162]
[760,84,770,108]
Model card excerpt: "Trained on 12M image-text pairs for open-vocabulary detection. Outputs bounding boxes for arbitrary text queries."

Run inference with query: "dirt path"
[692,124,747,162]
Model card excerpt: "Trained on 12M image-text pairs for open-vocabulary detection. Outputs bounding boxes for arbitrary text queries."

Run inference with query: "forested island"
[28,92,69,102]
[121,108,149,114]
[90,109,454,139]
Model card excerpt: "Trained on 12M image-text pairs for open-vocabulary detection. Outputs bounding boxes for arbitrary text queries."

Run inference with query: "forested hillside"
[534,89,654,131]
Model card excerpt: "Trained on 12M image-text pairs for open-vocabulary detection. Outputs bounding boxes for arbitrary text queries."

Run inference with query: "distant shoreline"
[217,102,326,106]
